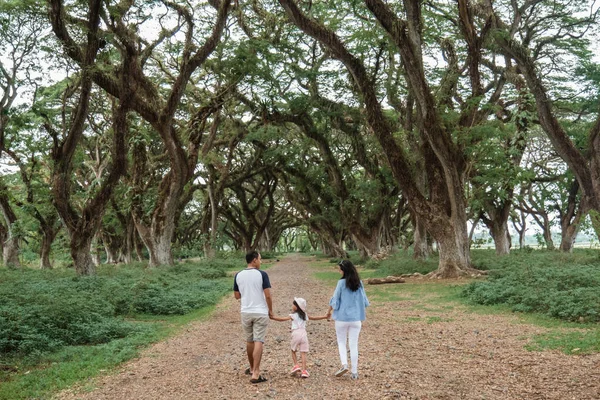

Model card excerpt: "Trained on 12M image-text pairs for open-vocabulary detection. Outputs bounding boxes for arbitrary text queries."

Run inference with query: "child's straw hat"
[294,297,307,312]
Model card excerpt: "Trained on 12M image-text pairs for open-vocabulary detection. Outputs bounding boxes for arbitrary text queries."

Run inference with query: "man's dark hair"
[246,251,260,264]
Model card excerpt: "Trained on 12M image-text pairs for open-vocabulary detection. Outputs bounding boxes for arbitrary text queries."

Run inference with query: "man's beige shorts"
[241,313,270,343]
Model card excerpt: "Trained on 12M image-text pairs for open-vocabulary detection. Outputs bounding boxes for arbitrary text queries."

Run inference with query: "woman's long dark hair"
[338,260,361,291]
[293,301,307,320]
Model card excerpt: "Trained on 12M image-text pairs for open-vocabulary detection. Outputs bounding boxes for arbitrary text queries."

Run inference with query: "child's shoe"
[334,365,349,377]
[290,365,301,375]
[301,370,310,378]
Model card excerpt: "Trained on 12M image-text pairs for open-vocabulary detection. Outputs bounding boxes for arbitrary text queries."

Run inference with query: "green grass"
[367,286,411,302]
[426,316,453,324]
[527,330,600,354]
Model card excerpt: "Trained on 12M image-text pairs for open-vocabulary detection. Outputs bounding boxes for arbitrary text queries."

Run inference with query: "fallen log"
[364,276,405,285]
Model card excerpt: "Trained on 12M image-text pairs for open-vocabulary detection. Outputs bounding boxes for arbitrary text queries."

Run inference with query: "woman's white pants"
[334,320,362,373]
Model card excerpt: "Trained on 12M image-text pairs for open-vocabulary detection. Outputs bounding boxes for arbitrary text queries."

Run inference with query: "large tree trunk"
[0,191,20,268]
[70,232,96,275]
[321,240,348,259]
[39,232,54,269]
[3,237,20,268]
[511,208,527,249]
[591,212,600,243]
[489,220,511,255]
[257,227,275,252]
[39,222,59,269]
[205,179,219,258]
[481,201,513,255]
[131,137,182,267]
[123,216,134,264]
[133,229,144,262]
[559,224,579,253]
[530,213,555,250]
[412,214,430,259]
[134,215,175,266]
[559,180,585,253]
[91,233,101,266]
[112,202,134,264]
[541,223,555,250]
[0,223,5,264]
[431,215,474,278]
[102,234,119,264]
[351,230,381,259]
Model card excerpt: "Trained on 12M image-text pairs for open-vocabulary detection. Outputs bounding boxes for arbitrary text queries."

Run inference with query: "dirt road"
[56,254,600,399]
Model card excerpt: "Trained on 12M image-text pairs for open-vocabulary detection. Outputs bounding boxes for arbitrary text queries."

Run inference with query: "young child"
[270,297,330,378]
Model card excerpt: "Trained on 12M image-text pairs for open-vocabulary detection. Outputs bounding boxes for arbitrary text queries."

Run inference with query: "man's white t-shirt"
[233,268,271,315]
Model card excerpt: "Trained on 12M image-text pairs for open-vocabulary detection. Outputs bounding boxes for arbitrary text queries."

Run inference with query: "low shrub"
[0,259,233,357]
[462,250,600,323]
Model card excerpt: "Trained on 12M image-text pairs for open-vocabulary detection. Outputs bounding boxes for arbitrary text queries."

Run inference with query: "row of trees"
[1,0,599,276]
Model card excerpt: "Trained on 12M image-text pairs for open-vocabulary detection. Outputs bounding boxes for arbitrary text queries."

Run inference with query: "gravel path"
[56,254,600,399]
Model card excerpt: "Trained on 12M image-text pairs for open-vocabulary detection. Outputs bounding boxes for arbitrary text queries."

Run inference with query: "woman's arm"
[307,312,330,321]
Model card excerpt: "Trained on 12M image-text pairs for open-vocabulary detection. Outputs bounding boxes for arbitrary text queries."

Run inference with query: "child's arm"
[270,315,292,322]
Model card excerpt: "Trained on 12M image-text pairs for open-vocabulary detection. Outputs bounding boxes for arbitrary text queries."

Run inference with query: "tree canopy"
[0,0,599,275]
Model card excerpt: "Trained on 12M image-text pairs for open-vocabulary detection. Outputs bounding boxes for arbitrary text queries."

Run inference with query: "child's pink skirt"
[290,328,309,352]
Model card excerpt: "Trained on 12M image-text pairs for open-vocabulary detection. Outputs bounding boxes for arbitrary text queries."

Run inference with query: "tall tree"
[44,0,134,274]
[277,0,511,276]
[47,0,231,266]
[488,0,600,231]
[0,0,48,267]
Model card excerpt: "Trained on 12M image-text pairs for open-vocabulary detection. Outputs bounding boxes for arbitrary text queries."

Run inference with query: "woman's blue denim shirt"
[329,279,370,321]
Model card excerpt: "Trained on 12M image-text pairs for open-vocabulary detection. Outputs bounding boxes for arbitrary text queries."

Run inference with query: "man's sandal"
[244,367,252,375]
[250,375,268,384]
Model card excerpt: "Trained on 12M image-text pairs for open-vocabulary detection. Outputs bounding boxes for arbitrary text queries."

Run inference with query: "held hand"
[268,310,274,319]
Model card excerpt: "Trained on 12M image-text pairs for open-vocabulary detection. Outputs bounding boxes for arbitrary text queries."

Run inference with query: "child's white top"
[290,312,307,330]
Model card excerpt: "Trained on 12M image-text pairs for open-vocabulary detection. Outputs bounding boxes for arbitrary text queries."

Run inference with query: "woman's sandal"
[250,375,267,384]
[244,367,251,375]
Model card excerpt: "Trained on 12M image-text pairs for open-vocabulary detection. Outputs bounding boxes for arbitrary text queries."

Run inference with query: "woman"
[327,259,370,380]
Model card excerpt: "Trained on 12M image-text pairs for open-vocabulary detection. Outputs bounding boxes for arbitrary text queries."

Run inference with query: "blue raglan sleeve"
[260,270,271,289]
[233,272,239,292]
[360,282,370,307]
[329,280,343,310]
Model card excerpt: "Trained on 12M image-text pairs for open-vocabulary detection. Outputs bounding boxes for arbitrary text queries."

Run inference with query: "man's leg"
[251,341,263,380]
[246,341,255,373]
[241,313,256,374]
[249,314,269,380]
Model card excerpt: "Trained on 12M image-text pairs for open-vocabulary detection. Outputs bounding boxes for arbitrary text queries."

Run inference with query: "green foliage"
[0,261,231,357]
[461,250,600,322]
[0,305,215,400]
[259,251,283,260]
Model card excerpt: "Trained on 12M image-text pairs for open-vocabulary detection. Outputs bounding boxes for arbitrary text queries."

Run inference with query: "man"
[233,251,273,383]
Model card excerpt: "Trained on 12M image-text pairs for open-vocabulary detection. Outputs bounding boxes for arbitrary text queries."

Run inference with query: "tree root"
[425,267,488,279]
